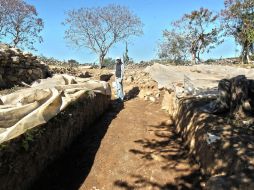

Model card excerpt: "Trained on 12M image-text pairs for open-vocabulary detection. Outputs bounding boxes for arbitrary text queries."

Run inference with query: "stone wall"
[0,44,49,88]
[174,97,254,190]
[0,93,111,190]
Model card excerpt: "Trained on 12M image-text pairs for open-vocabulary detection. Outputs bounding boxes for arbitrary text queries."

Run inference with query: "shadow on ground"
[30,99,124,190]
[125,86,140,101]
[114,123,204,190]
[173,98,254,189]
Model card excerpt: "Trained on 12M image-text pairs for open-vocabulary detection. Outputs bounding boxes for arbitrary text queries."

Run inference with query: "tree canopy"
[158,30,188,64]
[0,0,43,50]
[64,4,143,68]
[221,0,254,64]
[173,7,222,64]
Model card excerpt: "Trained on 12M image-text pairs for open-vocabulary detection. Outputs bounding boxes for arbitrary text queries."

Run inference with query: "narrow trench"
[30,100,122,190]
[30,99,204,190]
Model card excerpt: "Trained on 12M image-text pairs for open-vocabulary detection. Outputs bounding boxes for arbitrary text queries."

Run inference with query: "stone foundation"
[174,97,254,190]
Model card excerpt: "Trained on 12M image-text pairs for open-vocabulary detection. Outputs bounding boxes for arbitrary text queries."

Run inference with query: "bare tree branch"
[63,4,143,68]
[5,0,44,50]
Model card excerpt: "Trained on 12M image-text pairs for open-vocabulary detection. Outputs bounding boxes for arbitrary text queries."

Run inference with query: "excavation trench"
[29,98,204,190]
[5,70,253,190]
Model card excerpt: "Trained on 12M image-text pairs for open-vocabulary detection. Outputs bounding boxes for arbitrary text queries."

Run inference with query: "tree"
[0,0,9,40]
[158,30,188,64]
[123,42,130,64]
[104,57,115,69]
[221,0,254,64]
[63,4,143,68]
[5,0,43,50]
[173,8,222,64]
[67,59,79,67]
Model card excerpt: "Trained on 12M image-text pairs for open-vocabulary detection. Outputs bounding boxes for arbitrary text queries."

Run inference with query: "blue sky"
[26,0,239,63]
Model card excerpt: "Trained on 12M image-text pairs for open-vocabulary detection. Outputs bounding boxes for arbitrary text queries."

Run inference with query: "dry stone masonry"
[0,44,49,88]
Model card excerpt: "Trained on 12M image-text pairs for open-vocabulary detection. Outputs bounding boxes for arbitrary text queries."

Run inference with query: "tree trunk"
[99,54,105,69]
[241,42,249,64]
[247,54,252,63]
[242,50,248,64]
[191,52,196,64]
[197,51,201,63]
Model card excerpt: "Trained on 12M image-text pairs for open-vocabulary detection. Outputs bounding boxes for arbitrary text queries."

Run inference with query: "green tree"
[158,30,188,64]
[67,59,79,67]
[221,0,254,64]
[173,7,222,64]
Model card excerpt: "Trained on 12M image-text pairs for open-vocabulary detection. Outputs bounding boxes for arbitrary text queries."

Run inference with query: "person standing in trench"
[115,57,124,101]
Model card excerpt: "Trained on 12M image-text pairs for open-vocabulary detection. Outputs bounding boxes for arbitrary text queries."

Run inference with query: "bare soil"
[31,98,203,190]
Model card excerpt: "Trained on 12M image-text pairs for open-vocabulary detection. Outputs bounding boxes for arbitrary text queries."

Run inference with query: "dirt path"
[32,99,203,190]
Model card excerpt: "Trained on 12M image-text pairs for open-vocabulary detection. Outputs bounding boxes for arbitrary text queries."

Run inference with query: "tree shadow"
[114,122,204,190]
[174,97,254,189]
[114,172,202,190]
[30,99,123,190]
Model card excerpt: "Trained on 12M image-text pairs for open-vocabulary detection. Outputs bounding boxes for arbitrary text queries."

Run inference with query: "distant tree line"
[159,0,254,64]
[38,55,81,67]
[0,0,43,50]
[1,0,252,67]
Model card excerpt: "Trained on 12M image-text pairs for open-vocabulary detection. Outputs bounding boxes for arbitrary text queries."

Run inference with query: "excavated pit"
[1,63,254,190]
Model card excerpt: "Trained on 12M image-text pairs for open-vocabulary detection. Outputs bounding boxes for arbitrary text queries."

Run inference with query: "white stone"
[11,56,20,63]
[126,76,134,83]
[149,96,156,102]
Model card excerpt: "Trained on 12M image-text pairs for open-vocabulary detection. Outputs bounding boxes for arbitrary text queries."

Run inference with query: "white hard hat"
[115,57,121,60]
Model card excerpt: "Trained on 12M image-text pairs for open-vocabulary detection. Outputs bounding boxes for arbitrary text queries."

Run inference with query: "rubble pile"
[123,70,161,102]
[122,68,177,115]
[0,44,49,88]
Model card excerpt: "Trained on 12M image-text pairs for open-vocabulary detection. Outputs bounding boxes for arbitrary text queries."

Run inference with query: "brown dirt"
[31,98,203,190]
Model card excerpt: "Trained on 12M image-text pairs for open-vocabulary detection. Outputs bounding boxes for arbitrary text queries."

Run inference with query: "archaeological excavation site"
[1,43,254,190]
[1,0,254,190]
